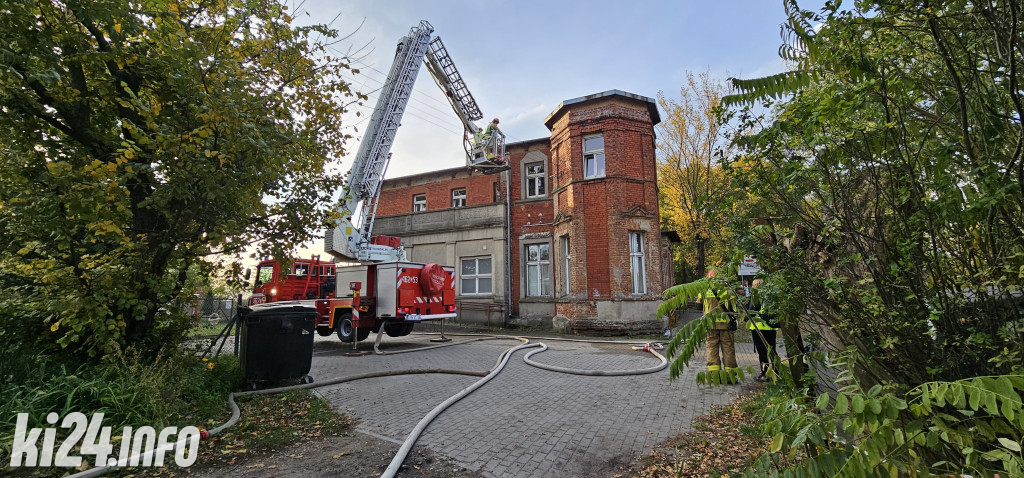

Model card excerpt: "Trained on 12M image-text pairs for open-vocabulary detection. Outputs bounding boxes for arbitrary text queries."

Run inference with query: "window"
[451,188,467,208]
[413,194,426,212]
[461,257,492,295]
[583,135,605,179]
[321,266,334,276]
[629,232,647,294]
[255,265,274,286]
[293,263,309,276]
[561,235,570,296]
[525,243,551,297]
[525,162,546,198]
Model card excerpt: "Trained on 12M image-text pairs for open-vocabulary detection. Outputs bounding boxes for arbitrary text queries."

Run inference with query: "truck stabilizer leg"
[430,319,452,343]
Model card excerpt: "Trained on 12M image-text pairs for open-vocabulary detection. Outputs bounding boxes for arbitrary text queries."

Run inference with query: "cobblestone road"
[310,332,759,478]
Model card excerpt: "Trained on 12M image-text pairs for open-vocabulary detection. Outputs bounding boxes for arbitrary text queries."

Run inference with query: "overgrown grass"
[228,390,349,451]
[191,322,229,337]
[1,337,243,477]
[3,332,352,478]
[112,389,350,477]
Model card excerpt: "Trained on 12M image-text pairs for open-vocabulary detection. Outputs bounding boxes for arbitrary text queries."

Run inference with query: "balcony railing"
[373,203,506,237]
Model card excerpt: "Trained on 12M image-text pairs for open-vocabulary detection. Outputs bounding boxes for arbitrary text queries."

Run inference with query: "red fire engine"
[250,21,504,343]
[250,256,336,305]
[250,255,455,342]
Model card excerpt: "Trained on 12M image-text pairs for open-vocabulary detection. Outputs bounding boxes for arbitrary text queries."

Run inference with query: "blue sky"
[298,0,821,178]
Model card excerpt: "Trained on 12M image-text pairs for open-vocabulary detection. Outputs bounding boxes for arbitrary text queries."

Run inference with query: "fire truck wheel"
[336,313,356,343]
[316,326,334,337]
[383,322,415,337]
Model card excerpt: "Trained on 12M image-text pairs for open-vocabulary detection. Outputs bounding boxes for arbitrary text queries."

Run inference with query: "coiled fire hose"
[68,334,667,478]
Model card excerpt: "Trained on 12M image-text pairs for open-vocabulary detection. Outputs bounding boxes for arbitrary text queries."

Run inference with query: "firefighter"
[486,117,500,135]
[483,118,500,161]
[698,268,738,383]
[747,278,778,382]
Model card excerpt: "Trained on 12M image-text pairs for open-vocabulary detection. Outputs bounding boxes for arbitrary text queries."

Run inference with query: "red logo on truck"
[419,263,446,296]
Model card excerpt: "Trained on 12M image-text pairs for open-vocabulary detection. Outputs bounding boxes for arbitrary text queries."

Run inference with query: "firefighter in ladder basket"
[470,118,504,166]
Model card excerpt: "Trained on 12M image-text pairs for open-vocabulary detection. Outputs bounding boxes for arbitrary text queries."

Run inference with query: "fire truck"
[251,21,506,343]
[250,256,336,305]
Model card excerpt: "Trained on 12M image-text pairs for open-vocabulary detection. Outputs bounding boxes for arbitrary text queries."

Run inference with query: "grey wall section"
[569,301,666,335]
[374,203,508,327]
[509,300,557,327]
[596,300,662,323]
[375,203,505,236]
[408,243,447,265]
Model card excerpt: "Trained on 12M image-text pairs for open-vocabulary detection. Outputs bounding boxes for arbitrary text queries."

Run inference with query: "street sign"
[738,256,760,276]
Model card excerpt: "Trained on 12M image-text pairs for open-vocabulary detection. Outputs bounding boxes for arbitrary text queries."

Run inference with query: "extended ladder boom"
[425,37,507,172]
[425,37,482,134]
[325,21,506,262]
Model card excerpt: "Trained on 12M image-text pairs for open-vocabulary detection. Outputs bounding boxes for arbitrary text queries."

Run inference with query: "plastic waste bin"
[239,304,316,387]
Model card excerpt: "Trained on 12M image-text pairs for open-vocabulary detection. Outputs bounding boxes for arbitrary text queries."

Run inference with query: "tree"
[680,0,1024,475]
[725,0,1024,386]
[657,71,736,281]
[0,0,358,359]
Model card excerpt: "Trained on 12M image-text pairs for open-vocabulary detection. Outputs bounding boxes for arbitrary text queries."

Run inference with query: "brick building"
[373,90,677,333]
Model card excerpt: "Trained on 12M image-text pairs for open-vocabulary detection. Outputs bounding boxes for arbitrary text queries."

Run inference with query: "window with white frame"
[413,194,426,212]
[525,162,546,198]
[629,232,647,294]
[451,188,467,208]
[561,235,570,296]
[461,257,492,295]
[525,243,551,297]
[583,134,605,179]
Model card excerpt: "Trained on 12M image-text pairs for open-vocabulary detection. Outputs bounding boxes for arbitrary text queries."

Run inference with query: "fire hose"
[68,334,667,478]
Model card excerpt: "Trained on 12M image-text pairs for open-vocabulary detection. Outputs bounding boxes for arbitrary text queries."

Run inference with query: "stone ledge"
[570,317,665,336]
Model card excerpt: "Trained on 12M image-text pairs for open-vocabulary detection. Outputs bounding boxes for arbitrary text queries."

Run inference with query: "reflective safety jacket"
[746,298,777,330]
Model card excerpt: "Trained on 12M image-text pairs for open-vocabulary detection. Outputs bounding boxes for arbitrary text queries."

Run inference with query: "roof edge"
[544,89,661,129]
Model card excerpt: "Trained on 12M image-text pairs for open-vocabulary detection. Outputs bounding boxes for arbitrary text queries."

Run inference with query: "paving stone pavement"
[310,333,760,478]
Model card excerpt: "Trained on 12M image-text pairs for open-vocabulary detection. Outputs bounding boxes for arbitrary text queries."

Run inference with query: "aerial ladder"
[325,20,506,263]
[300,21,503,344]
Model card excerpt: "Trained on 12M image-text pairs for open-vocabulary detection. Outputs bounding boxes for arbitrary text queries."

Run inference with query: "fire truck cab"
[250,257,337,305]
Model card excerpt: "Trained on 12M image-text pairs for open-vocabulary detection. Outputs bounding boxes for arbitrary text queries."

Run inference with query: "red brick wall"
[507,141,553,313]
[377,168,501,216]
[372,93,664,324]
[548,98,664,305]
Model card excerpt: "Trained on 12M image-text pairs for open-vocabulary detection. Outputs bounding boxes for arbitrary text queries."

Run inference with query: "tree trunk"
[780,322,812,391]
[695,234,707,276]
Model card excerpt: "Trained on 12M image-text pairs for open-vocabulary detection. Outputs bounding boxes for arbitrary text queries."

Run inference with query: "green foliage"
[658,277,717,319]
[724,71,812,107]
[725,0,1024,386]
[718,1,1024,474]
[0,0,358,360]
[657,72,739,282]
[0,339,242,459]
[696,367,755,386]
[744,350,1024,477]
[660,269,762,385]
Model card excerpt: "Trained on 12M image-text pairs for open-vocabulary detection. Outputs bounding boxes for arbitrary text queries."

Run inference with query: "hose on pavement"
[69,332,667,478]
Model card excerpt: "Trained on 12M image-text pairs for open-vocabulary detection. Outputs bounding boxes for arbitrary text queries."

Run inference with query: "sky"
[294,0,822,179]
[280,0,823,260]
